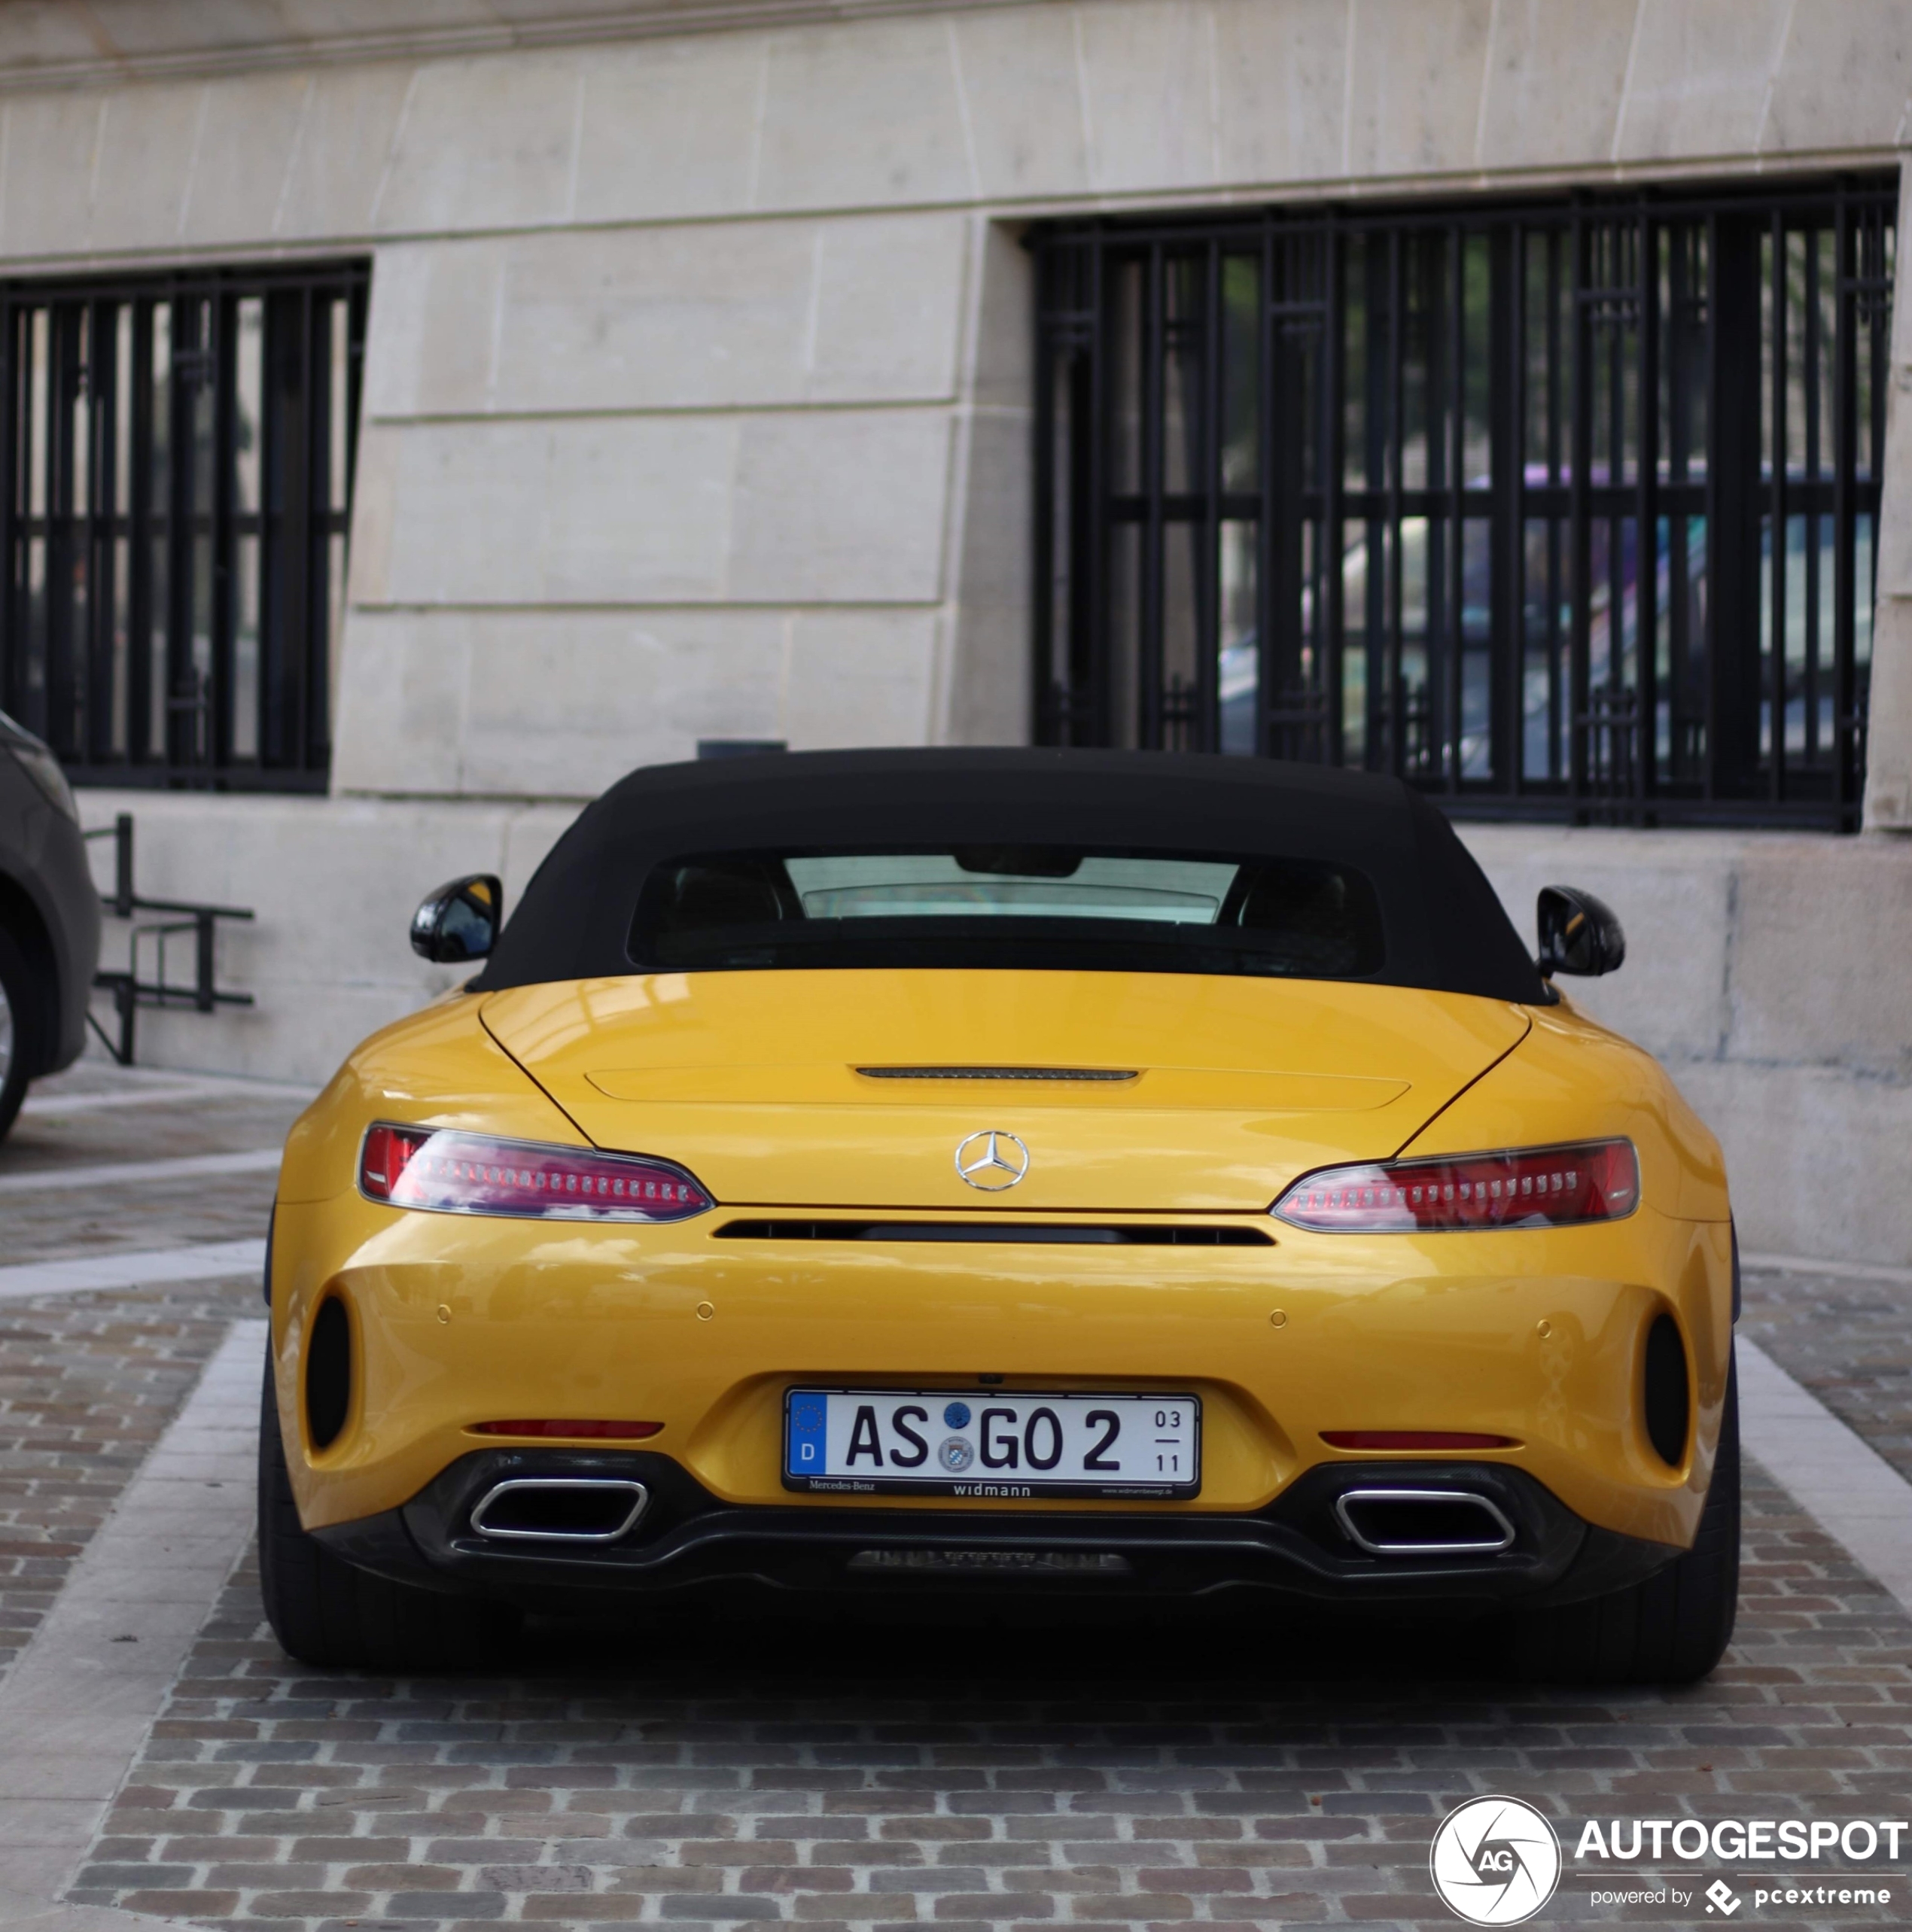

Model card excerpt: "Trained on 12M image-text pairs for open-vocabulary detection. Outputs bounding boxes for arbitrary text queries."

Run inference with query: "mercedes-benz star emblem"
[954,1130,1030,1191]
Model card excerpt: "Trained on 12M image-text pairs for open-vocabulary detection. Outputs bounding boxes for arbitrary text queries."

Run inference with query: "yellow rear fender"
[278,994,588,1206]
[1394,1002,1734,1514]
[1397,996,1730,1225]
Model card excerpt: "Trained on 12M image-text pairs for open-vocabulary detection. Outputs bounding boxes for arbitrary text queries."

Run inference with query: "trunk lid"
[481,970,1529,1214]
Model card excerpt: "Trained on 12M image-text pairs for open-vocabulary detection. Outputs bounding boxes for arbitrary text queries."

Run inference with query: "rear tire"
[1508,1350,1740,1684]
[257,1349,517,1671]
[0,923,46,1146]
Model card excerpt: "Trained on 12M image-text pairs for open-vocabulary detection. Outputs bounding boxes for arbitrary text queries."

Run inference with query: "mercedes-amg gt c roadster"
[260,750,1737,1681]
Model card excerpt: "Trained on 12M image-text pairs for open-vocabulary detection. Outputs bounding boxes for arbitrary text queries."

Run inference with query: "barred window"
[2,262,368,790]
[1033,177,1895,829]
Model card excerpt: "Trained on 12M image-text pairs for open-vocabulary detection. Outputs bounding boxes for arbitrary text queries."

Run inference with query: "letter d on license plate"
[783,1389,1200,1499]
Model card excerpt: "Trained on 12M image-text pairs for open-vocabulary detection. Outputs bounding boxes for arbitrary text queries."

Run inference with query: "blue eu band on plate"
[784,1389,1201,1499]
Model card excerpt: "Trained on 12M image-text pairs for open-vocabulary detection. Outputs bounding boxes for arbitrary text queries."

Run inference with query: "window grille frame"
[1031,175,1896,829]
[0,258,370,792]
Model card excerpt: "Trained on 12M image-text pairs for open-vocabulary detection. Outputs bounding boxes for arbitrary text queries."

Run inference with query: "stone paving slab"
[0,1247,267,1305]
[2,1087,306,1176]
[0,1072,303,1267]
[0,1279,261,1685]
[1740,1264,1912,1486]
[1739,1340,1912,1617]
[0,1182,279,1273]
[0,1155,283,1200]
[23,1065,299,1104]
[61,1458,1912,1932]
[0,1322,263,1924]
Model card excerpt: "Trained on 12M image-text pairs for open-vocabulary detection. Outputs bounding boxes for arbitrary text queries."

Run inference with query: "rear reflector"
[359,1124,711,1222]
[1272,1138,1637,1233]
[470,1419,664,1440]
[1322,1431,1517,1451]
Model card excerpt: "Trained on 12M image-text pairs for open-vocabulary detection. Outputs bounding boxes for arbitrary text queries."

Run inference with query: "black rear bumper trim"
[310,1448,1685,1614]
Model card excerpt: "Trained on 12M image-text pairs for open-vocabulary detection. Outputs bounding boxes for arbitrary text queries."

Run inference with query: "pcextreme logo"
[1429,1796,1563,1924]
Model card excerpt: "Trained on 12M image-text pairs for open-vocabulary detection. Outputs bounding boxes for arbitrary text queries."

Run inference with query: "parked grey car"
[0,712,99,1140]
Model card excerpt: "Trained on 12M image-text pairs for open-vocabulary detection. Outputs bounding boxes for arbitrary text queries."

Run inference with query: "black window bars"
[1,260,368,790]
[1032,176,1896,828]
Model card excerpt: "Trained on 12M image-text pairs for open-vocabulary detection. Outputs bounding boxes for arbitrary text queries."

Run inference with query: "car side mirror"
[411,875,503,963]
[1536,884,1625,978]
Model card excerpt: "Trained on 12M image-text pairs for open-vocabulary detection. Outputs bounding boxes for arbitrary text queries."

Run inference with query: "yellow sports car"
[260,750,1737,1680]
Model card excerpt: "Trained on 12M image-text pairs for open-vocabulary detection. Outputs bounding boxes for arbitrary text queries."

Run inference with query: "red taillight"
[470,1419,665,1440]
[358,1124,712,1222]
[1321,1431,1518,1450]
[1271,1138,1637,1233]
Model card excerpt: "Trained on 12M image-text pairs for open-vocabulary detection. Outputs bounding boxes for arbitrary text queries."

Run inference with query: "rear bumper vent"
[715,1219,1273,1247]
[305,1297,352,1451]
[1333,1487,1517,1556]
[1643,1314,1691,1466]
[469,1477,649,1544]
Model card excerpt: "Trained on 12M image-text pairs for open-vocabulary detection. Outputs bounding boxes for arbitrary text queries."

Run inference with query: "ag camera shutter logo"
[1430,1796,1563,1924]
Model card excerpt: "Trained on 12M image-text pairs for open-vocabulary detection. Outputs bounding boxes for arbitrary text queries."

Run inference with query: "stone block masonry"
[5,0,1909,1264]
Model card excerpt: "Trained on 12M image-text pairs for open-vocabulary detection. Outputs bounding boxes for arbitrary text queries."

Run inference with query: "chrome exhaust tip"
[1333,1486,1516,1556]
[469,1477,649,1544]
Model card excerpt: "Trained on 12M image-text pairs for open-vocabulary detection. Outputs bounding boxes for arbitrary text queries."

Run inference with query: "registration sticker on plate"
[783,1389,1200,1499]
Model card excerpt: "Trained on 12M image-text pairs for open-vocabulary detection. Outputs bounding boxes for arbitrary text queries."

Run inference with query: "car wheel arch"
[0,866,59,1075]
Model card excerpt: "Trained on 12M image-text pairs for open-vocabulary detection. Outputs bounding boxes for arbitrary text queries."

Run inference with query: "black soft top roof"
[473,748,1545,1003]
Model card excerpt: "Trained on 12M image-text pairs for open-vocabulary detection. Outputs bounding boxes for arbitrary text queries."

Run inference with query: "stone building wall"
[5,0,1910,1259]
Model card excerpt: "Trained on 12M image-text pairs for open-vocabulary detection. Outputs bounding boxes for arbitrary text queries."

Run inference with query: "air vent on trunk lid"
[856,1066,1138,1082]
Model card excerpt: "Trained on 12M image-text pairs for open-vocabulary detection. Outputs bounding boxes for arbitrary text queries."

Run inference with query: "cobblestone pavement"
[3,1065,1910,1930]
[1,1172,285,1269]
[0,1063,291,1676]
[0,1276,262,1684]
[62,1462,1912,1931]
[0,1068,304,1266]
[1740,1264,1912,1486]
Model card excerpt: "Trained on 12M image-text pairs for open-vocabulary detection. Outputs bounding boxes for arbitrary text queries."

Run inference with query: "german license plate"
[783,1389,1200,1499]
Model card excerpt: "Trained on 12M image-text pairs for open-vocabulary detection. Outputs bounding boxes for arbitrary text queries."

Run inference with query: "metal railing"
[1031,173,1896,828]
[1,260,368,791]
[84,813,253,1065]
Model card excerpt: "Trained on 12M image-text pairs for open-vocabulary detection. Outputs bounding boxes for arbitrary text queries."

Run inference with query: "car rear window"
[628,846,1386,980]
